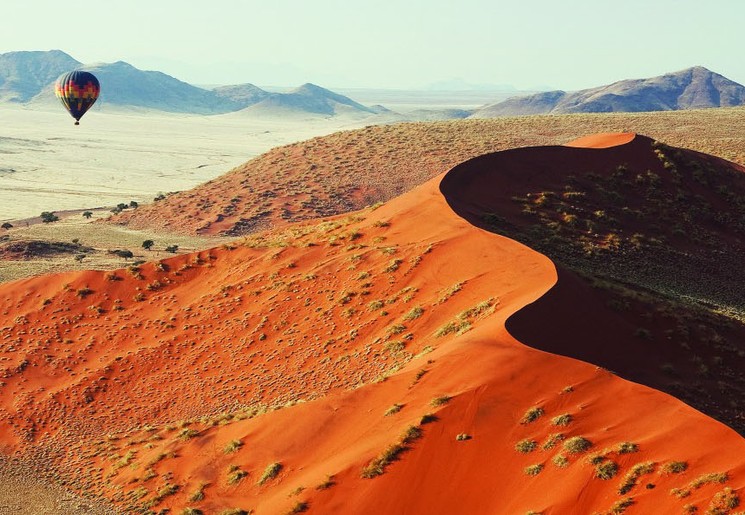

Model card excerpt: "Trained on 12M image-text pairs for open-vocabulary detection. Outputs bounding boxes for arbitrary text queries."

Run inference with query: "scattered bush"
[258,462,283,485]
[187,482,207,502]
[420,414,438,424]
[708,487,740,513]
[286,502,308,514]
[552,454,569,468]
[316,475,335,490]
[227,468,248,485]
[403,306,424,321]
[619,462,655,494]
[551,413,572,426]
[524,464,544,476]
[563,436,592,454]
[430,395,451,407]
[659,461,688,474]
[224,439,243,454]
[177,428,200,440]
[515,439,537,453]
[521,407,545,425]
[40,211,59,223]
[595,460,619,480]
[609,498,635,514]
[384,404,403,416]
[617,442,638,454]
[542,433,565,450]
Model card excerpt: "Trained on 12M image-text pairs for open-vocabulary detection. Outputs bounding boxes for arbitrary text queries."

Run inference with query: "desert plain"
[0,101,744,515]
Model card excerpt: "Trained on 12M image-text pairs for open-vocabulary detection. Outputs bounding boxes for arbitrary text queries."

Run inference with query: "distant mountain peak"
[0,49,81,102]
[473,67,745,118]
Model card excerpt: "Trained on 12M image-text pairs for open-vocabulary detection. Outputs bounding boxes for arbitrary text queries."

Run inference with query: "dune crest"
[564,132,636,148]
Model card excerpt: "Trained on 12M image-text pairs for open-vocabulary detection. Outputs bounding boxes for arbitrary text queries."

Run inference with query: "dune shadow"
[439,136,745,435]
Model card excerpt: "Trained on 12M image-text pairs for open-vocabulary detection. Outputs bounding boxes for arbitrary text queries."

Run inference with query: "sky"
[2,0,744,91]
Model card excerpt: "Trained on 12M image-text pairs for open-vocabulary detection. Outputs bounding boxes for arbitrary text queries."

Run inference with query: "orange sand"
[0,134,742,513]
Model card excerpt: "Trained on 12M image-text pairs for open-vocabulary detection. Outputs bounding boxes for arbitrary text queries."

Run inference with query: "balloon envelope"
[55,71,100,125]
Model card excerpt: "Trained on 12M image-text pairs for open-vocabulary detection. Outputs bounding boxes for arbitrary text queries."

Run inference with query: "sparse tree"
[165,244,179,253]
[40,211,59,223]
[142,239,155,251]
[74,254,86,262]
[82,211,93,219]
[129,201,139,208]
[117,203,128,211]
[112,249,133,260]
[1,222,12,230]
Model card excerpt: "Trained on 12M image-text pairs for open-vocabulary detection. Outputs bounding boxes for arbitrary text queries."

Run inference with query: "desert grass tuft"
[659,461,688,475]
[563,436,592,454]
[430,395,451,407]
[521,407,545,424]
[224,439,243,454]
[524,464,544,476]
[551,413,572,426]
[258,462,283,485]
[515,439,538,453]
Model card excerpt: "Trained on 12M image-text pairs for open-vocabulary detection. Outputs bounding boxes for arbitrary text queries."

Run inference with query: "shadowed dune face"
[440,133,745,313]
[441,133,745,434]
[506,266,745,435]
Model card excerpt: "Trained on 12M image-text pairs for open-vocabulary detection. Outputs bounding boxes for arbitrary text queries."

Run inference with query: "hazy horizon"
[2,0,744,91]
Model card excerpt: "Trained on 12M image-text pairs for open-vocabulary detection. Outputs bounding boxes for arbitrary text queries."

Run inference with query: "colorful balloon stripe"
[55,71,100,124]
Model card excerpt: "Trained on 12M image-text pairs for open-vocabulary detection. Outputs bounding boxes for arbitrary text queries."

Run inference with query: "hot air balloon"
[55,71,100,125]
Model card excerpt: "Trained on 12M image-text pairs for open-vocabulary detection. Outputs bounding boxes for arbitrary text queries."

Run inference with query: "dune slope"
[0,136,743,513]
[107,109,745,237]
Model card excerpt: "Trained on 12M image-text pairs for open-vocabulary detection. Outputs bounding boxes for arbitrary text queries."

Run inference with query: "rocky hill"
[0,50,80,102]
[473,66,745,117]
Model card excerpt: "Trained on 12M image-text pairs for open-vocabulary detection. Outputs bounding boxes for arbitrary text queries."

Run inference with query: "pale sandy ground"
[0,458,116,514]
[0,208,231,283]
[0,104,378,221]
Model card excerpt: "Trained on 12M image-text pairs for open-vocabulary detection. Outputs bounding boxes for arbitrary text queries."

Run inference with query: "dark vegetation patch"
[0,240,94,260]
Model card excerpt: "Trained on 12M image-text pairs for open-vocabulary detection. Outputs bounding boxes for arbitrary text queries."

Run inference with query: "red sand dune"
[0,134,743,513]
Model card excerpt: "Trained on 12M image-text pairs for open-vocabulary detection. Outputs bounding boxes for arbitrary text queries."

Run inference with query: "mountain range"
[472,66,745,117]
[1,50,377,117]
[2,50,744,118]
